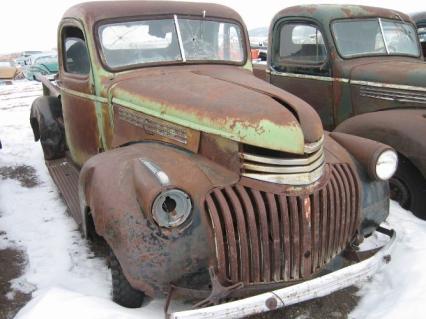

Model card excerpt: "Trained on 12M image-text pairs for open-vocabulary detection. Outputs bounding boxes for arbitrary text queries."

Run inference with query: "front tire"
[109,249,145,308]
[390,157,426,219]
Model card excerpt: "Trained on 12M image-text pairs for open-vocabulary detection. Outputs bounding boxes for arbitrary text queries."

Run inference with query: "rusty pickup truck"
[254,5,426,218]
[30,1,396,317]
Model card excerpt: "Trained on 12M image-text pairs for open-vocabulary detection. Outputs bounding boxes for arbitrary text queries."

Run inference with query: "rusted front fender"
[335,109,426,179]
[327,133,390,236]
[78,142,237,297]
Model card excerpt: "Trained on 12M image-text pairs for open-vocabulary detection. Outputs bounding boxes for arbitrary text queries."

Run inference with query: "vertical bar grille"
[204,164,359,284]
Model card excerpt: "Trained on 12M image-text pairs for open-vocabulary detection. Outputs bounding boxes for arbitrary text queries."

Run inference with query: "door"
[59,21,100,166]
[269,20,335,130]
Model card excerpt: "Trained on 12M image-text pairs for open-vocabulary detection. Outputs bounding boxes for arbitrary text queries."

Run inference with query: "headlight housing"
[375,149,398,180]
[152,189,192,228]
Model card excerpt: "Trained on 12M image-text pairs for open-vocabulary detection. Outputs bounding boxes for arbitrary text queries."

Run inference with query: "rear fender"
[79,142,237,297]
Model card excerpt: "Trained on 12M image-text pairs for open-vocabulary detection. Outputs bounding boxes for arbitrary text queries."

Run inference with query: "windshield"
[332,18,419,58]
[98,16,245,69]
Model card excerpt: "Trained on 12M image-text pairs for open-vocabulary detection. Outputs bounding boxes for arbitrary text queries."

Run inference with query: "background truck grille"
[204,163,359,284]
[360,85,426,105]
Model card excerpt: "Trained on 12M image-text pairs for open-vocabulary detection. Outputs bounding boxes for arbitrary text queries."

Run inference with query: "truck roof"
[63,1,245,26]
[272,4,411,25]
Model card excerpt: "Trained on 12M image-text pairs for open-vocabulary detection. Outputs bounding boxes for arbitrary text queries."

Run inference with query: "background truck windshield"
[98,17,245,69]
[332,18,419,58]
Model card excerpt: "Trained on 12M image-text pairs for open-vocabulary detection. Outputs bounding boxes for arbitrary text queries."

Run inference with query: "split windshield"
[98,16,245,69]
[332,18,419,58]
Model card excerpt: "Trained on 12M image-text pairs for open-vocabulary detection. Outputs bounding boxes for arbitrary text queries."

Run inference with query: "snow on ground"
[350,202,426,318]
[0,80,425,318]
[0,81,164,318]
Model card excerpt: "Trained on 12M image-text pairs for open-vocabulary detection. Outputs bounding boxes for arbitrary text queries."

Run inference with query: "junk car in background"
[0,61,18,80]
[30,1,397,317]
[24,52,58,80]
[253,4,426,219]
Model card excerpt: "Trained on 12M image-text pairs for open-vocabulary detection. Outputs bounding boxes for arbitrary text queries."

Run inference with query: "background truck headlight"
[375,149,398,180]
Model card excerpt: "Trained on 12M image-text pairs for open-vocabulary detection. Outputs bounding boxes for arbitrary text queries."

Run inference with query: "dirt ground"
[0,246,31,319]
[0,164,360,318]
[251,287,359,319]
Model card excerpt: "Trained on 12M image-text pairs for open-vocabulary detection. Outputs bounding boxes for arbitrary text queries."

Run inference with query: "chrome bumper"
[170,228,396,319]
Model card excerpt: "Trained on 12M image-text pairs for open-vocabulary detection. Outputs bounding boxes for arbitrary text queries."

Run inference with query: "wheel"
[109,248,145,308]
[390,156,426,219]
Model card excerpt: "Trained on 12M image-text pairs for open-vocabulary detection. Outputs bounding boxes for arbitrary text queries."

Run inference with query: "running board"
[46,158,82,225]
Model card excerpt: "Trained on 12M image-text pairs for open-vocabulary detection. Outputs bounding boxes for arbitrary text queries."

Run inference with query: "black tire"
[109,249,145,308]
[390,156,426,219]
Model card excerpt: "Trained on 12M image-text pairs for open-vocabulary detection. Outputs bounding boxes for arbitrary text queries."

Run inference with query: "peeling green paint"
[243,60,253,71]
[112,95,304,154]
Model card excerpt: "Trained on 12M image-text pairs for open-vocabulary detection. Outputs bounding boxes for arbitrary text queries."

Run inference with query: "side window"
[62,27,90,74]
[276,23,326,64]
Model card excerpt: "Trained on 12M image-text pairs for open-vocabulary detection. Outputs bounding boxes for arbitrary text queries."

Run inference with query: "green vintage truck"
[254,4,426,218]
[30,1,396,317]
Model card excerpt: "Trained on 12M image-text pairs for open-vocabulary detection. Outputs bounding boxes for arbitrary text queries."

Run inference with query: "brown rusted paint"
[80,142,238,297]
[204,161,361,286]
[31,0,394,308]
[262,4,426,184]
[235,185,261,282]
[112,104,200,152]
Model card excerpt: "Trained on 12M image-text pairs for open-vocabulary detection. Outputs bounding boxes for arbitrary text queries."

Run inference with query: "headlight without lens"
[375,149,398,180]
[152,189,192,228]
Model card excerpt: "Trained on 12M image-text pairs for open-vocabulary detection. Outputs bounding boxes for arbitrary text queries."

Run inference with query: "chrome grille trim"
[243,164,324,185]
[242,146,324,166]
[241,136,325,185]
[360,86,426,104]
[304,135,324,153]
[243,153,325,174]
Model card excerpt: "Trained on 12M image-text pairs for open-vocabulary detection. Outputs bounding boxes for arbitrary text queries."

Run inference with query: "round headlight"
[152,189,192,228]
[375,149,398,180]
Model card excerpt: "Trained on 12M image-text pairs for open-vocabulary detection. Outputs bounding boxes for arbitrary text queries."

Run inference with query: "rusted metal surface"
[204,164,360,285]
[46,157,81,224]
[263,4,426,218]
[334,110,426,180]
[112,104,200,152]
[29,0,396,311]
[109,65,320,154]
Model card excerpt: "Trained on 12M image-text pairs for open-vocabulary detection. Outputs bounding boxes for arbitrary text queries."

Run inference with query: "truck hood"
[348,59,426,88]
[110,66,323,154]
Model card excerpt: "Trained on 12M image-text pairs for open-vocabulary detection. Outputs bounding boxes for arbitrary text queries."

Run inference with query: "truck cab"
[256,5,426,218]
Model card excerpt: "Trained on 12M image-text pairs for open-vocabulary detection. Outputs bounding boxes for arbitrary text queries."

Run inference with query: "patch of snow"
[15,287,165,319]
[350,201,426,319]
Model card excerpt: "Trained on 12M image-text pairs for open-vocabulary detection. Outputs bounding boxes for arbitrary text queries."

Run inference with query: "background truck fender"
[335,109,426,179]
[78,142,238,297]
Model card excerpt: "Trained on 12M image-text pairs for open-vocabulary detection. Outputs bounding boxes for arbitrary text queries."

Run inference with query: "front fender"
[79,142,237,297]
[326,133,390,236]
[335,109,426,179]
